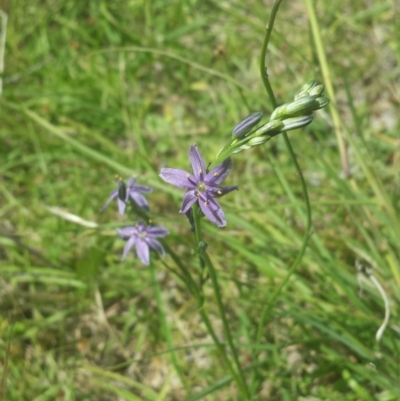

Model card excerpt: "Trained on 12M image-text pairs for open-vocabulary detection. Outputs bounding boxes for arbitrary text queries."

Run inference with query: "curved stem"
[259,0,284,110]
[251,0,313,392]
[192,203,250,400]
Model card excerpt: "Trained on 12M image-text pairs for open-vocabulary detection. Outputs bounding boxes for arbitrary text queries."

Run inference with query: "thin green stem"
[192,203,250,400]
[191,203,203,252]
[201,250,251,400]
[161,241,200,298]
[259,0,284,110]
[251,0,313,394]
[149,261,187,391]
[163,235,245,395]
[209,136,273,170]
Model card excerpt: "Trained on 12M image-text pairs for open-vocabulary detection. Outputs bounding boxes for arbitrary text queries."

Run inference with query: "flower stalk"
[192,202,251,400]
[250,0,315,396]
[210,80,329,169]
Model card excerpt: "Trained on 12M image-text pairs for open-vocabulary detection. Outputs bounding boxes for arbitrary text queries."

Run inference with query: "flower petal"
[127,177,137,186]
[160,168,195,189]
[199,196,227,227]
[129,192,150,210]
[128,178,153,193]
[118,198,126,214]
[100,190,118,212]
[117,226,135,238]
[189,145,206,180]
[147,238,166,256]
[122,236,137,260]
[147,226,169,237]
[180,190,198,214]
[132,184,153,193]
[136,238,150,265]
[207,184,238,198]
[206,157,233,185]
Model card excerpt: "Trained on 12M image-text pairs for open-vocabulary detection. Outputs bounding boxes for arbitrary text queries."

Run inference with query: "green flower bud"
[282,96,320,117]
[270,104,287,121]
[281,115,313,131]
[271,94,329,120]
[248,136,268,147]
[294,80,319,100]
[309,84,325,97]
[253,119,284,136]
[315,96,330,109]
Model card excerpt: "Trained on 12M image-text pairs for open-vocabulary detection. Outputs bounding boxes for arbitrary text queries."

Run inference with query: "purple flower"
[117,223,168,265]
[159,145,238,227]
[101,177,153,214]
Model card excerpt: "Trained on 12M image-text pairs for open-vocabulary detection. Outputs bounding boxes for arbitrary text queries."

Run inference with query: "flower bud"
[309,84,325,97]
[269,104,287,121]
[294,80,319,100]
[315,96,330,109]
[271,95,328,120]
[117,177,127,202]
[281,115,313,131]
[232,112,263,138]
[248,136,268,147]
[282,96,319,116]
[254,119,284,136]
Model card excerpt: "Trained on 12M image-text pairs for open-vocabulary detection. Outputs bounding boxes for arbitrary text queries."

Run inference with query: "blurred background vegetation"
[0,0,399,400]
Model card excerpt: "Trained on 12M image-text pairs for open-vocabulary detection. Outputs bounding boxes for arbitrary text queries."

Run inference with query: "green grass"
[1,0,399,400]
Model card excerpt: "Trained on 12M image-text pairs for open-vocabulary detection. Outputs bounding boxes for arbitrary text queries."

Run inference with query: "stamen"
[218,190,222,195]
[213,172,219,177]
[196,192,200,197]
[199,169,202,173]
[204,201,208,206]
[186,174,190,178]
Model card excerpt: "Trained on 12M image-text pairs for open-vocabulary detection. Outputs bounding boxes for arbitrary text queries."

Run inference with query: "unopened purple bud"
[117,177,127,202]
[232,112,263,138]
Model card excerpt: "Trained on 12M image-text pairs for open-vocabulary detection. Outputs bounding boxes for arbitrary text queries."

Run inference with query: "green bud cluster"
[215,80,329,161]
[294,80,325,100]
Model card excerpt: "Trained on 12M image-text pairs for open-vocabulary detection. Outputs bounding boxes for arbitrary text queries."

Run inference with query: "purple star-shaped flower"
[101,177,153,214]
[159,145,238,227]
[118,223,168,265]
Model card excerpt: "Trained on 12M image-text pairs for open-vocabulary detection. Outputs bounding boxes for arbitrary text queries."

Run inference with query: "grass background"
[1,0,399,400]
